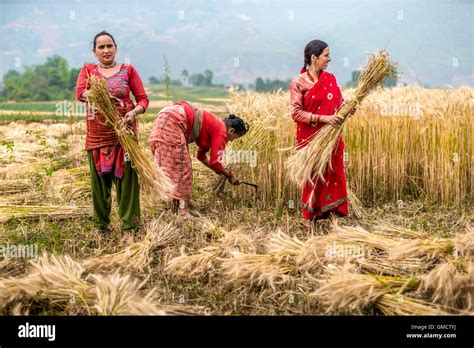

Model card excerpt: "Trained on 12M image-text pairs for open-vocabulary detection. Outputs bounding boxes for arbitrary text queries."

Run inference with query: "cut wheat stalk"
[83,220,179,273]
[286,50,397,185]
[0,253,178,316]
[418,259,474,313]
[368,222,429,240]
[388,238,456,263]
[164,226,257,279]
[90,272,166,315]
[165,245,222,279]
[0,179,31,194]
[0,204,92,223]
[347,187,367,218]
[220,253,297,290]
[309,265,450,315]
[0,254,94,314]
[87,75,174,200]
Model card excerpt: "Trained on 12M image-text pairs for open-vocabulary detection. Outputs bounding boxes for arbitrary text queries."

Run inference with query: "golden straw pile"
[0,219,201,316]
[286,50,397,185]
[86,75,174,200]
[163,221,473,315]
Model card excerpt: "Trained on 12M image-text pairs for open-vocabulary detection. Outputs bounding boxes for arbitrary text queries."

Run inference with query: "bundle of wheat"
[354,257,427,277]
[165,245,222,279]
[368,222,429,240]
[418,260,474,313]
[0,257,27,277]
[0,254,94,314]
[164,226,257,279]
[218,228,257,255]
[376,295,450,316]
[453,229,474,257]
[0,192,43,205]
[0,253,189,316]
[90,272,166,315]
[328,224,399,253]
[265,230,331,273]
[0,179,31,194]
[0,160,50,180]
[51,166,91,201]
[87,75,174,200]
[220,253,297,290]
[83,220,179,272]
[388,238,455,263]
[309,266,448,315]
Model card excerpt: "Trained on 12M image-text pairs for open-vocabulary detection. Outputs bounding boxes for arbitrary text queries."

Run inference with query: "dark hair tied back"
[303,39,328,69]
[225,114,249,136]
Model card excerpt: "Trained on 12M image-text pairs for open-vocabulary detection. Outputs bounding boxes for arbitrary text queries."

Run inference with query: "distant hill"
[1,0,472,87]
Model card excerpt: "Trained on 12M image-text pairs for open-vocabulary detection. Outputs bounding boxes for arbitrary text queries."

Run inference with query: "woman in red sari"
[290,40,355,224]
[148,102,249,220]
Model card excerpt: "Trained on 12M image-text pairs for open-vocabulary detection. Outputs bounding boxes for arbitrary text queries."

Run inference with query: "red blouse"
[76,63,149,150]
[289,72,319,124]
[195,111,228,173]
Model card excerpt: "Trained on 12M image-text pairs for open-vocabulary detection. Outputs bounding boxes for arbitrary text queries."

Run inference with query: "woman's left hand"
[342,102,357,116]
[124,110,136,125]
[229,175,241,186]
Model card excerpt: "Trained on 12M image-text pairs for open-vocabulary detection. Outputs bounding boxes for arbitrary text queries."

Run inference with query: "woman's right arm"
[76,66,89,102]
[289,81,340,126]
[289,81,317,124]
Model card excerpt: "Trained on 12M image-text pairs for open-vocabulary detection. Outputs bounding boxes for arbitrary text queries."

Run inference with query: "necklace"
[99,62,117,69]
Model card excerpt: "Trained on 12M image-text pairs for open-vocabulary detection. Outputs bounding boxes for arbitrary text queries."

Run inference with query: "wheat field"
[223,87,473,208]
[0,87,472,315]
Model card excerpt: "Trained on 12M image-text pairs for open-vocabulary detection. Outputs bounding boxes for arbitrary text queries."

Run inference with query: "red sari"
[289,68,348,221]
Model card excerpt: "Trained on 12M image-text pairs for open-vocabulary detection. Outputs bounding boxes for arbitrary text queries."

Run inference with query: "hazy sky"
[1,0,473,87]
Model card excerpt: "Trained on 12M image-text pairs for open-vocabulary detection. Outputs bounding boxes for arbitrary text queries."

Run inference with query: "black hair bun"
[229,114,236,119]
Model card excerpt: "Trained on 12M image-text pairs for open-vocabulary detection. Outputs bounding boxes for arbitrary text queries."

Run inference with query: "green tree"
[255,77,265,92]
[149,76,160,84]
[204,69,214,86]
[163,54,171,103]
[190,73,205,86]
[1,55,80,101]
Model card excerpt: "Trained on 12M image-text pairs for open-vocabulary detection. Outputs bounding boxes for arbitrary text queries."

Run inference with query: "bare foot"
[178,209,194,221]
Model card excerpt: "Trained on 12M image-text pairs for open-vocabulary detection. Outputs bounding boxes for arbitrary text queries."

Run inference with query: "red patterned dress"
[76,63,149,178]
[148,101,227,201]
[76,63,149,231]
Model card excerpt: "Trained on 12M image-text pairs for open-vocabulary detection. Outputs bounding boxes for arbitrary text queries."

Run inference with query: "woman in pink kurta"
[76,31,149,233]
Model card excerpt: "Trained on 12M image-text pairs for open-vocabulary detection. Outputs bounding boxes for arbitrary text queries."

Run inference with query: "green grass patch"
[146,84,230,102]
